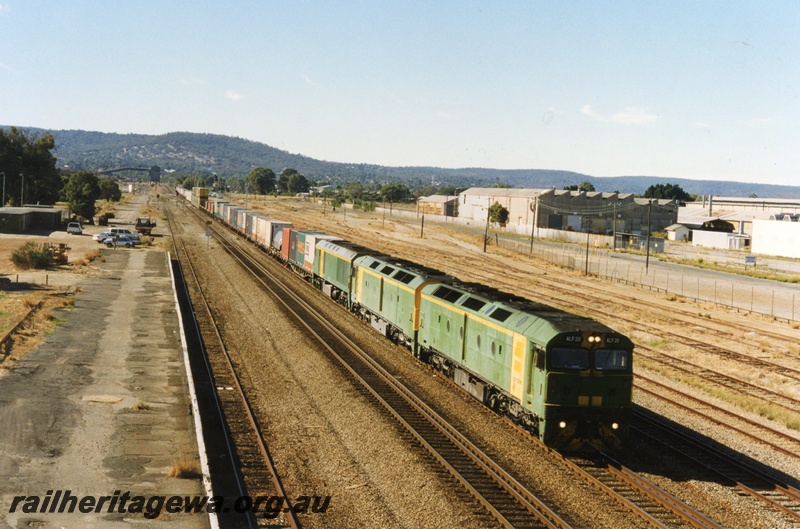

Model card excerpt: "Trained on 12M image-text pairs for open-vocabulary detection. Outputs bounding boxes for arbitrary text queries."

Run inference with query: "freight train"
[177,188,634,451]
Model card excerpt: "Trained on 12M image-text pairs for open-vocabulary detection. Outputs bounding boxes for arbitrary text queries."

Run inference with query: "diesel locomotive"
[188,190,635,451]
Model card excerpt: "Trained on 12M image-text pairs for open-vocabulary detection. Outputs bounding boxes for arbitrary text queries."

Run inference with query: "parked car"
[66,222,82,235]
[93,232,112,243]
[105,236,138,248]
[107,228,141,242]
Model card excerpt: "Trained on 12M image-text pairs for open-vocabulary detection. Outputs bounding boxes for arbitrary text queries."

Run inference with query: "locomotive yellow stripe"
[510,335,526,401]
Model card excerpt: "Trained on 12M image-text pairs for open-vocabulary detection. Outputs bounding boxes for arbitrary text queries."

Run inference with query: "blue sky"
[1,1,798,186]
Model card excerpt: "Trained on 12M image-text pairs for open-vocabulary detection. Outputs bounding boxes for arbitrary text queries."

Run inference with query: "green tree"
[488,202,509,225]
[564,181,595,192]
[63,171,101,219]
[277,168,298,194]
[98,178,122,201]
[380,183,410,203]
[643,183,692,202]
[287,172,310,194]
[246,167,275,195]
[0,127,61,205]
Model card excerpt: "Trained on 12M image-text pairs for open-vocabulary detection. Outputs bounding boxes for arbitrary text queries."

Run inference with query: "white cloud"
[178,76,207,86]
[580,104,658,125]
[226,90,243,101]
[303,75,316,86]
[752,116,781,126]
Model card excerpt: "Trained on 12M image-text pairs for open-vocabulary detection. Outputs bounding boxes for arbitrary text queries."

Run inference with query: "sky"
[1,1,798,186]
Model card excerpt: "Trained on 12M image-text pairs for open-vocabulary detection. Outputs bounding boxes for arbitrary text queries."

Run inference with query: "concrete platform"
[0,250,211,528]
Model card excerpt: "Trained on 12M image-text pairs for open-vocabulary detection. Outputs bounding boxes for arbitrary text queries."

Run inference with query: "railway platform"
[0,250,211,528]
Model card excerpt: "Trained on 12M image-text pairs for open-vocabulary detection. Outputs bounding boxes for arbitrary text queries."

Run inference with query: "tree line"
[0,127,122,219]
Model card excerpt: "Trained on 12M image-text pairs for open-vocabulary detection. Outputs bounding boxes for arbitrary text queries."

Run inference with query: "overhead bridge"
[98,166,161,182]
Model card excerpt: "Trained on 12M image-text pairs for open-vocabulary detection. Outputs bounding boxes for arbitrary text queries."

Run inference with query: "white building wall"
[752,219,800,258]
[692,230,733,249]
[459,193,491,222]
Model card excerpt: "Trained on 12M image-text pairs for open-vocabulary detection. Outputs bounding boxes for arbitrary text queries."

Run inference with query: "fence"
[498,237,799,323]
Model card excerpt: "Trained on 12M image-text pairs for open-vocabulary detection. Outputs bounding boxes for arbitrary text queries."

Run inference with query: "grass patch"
[167,457,202,479]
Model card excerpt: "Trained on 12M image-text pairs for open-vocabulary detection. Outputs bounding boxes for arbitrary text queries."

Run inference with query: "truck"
[134,217,156,236]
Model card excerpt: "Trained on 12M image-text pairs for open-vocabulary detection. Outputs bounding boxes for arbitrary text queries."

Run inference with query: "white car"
[93,232,112,243]
[66,222,82,235]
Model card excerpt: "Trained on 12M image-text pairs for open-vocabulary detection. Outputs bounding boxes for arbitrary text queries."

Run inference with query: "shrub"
[10,242,53,270]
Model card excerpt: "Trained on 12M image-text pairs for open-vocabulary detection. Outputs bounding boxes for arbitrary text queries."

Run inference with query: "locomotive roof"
[359,253,449,279]
[430,279,617,334]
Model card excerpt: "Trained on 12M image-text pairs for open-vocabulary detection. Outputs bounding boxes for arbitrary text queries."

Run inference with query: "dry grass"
[73,248,104,268]
[21,295,41,309]
[131,401,150,411]
[167,457,202,479]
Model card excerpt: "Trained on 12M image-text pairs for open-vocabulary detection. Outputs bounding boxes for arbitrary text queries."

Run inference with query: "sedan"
[105,236,138,248]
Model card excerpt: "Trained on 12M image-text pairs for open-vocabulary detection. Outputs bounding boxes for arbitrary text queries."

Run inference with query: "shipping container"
[264,220,292,251]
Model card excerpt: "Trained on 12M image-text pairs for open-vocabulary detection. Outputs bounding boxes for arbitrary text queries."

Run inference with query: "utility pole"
[483,198,490,252]
[585,231,591,275]
[612,202,617,250]
[19,173,24,206]
[529,195,538,253]
[645,199,653,274]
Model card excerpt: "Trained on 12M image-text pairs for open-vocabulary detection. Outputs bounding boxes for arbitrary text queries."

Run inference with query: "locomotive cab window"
[550,347,589,370]
[594,349,630,371]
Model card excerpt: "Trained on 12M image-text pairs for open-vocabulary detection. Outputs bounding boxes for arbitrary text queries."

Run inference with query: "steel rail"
[177,235,302,529]
[203,217,569,529]
[633,407,800,523]
[164,207,259,529]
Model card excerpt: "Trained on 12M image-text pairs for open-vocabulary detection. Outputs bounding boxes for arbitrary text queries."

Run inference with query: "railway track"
[166,208,302,529]
[633,407,800,523]
[182,199,737,529]
[559,453,723,529]
[197,213,568,529]
[634,374,800,460]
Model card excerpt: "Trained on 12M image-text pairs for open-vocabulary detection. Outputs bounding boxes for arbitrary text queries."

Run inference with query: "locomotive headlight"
[588,335,601,343]
[611,422,619,430]
[558,421,567,429]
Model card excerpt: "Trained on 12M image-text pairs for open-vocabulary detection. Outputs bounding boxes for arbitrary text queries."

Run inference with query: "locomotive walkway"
[0,250,210,528]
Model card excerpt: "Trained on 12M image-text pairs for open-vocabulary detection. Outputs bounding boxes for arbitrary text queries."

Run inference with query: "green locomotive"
[313,238,633,450]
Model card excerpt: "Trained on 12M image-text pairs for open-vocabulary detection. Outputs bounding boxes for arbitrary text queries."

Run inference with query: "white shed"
[664,223,690,242]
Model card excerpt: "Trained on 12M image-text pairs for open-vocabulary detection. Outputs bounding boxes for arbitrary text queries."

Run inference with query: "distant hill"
[7,126,800,198]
